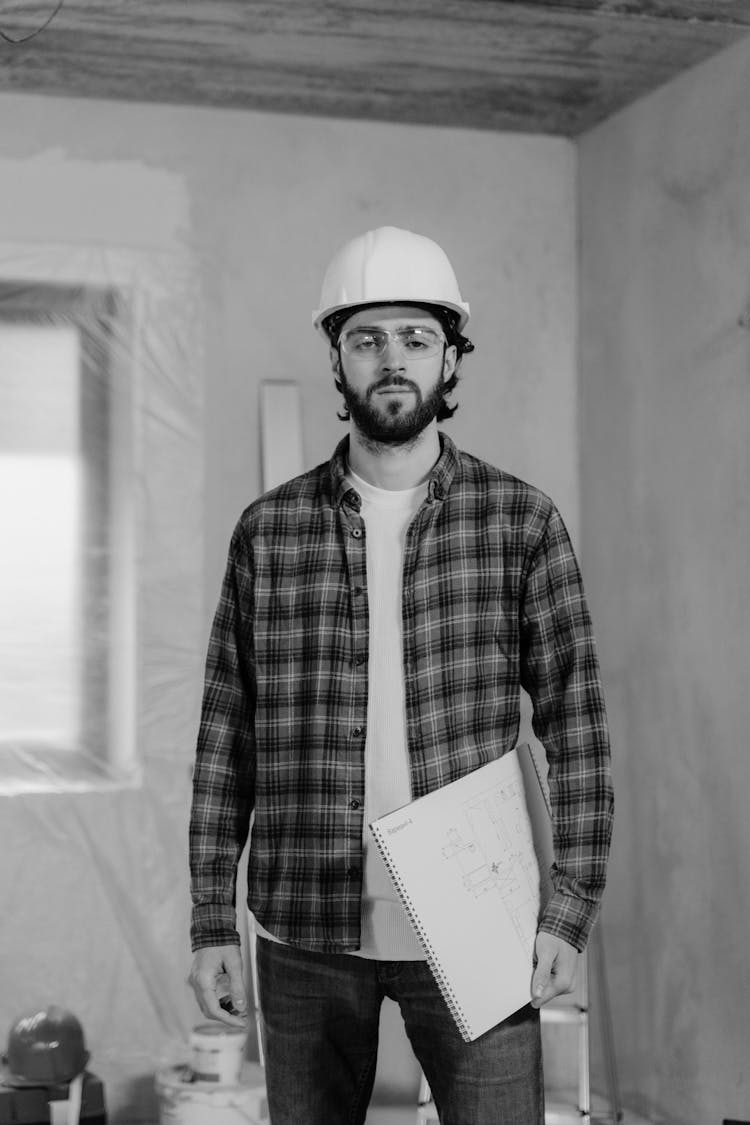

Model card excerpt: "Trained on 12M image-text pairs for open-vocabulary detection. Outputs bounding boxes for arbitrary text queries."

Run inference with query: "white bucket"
[189,1023,247,1085]
[155,1063,268,1125]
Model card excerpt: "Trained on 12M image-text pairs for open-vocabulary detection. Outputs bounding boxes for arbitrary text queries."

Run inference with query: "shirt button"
[351,528,363,538]
[350,798,361,810]
[353,585,364,597]
[347,866,361,879]
[352,726,364,737]
[352,655,366,666]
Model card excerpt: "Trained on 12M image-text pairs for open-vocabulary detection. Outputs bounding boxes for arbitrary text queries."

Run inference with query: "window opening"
[0,283,125,785]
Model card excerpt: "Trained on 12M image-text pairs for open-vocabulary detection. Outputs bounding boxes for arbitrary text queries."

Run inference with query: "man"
[189,226,613,1124]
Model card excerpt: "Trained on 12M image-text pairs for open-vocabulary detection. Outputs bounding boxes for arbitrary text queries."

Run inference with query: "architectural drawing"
[439,778,540,947]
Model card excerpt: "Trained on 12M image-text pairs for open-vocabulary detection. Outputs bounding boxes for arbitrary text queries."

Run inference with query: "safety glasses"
[339,326,446,359]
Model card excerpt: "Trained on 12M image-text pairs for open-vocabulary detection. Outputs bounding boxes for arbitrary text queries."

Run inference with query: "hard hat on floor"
[2,1005,90,1087]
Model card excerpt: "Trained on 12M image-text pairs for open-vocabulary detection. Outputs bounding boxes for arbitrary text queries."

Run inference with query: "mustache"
[370,375,420,394]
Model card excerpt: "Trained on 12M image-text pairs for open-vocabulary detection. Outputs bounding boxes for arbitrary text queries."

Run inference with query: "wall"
[579,35,750,1124]
[0,91,578,1120]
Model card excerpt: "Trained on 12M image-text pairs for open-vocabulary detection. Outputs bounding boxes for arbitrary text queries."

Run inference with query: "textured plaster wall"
[0,92,577,1118]
[579,35,750,1124]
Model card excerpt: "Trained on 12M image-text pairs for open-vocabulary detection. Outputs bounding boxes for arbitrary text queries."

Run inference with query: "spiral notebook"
[369,743,553,1042]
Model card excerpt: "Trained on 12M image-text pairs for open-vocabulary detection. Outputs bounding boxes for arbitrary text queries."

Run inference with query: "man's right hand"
[188,944,248,1027]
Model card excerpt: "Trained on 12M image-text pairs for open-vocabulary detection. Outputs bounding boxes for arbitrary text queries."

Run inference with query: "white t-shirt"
[345,465,427,960]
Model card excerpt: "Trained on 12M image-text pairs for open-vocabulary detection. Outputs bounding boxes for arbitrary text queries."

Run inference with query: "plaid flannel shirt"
[190,433,613,954]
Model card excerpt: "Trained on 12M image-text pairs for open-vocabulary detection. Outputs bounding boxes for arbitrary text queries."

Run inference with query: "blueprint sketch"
[439,775,541,948]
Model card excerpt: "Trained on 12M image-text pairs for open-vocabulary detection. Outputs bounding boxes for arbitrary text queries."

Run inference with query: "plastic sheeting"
[0,243,207,1121]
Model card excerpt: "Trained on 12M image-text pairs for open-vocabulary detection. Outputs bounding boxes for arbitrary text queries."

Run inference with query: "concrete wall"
[579,36,750,1124]
[0,91,578,1119]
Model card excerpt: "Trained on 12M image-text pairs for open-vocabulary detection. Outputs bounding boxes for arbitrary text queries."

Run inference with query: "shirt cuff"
[538,889,602,952]
[190,902,241,952]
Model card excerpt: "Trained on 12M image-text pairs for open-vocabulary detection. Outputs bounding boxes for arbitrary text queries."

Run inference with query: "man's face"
[331,305,457,445]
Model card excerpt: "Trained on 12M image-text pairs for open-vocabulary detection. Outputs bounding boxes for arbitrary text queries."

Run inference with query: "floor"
[366,1093,654,1124]
[131,1097,652,1125]
[136,1082,653,1124]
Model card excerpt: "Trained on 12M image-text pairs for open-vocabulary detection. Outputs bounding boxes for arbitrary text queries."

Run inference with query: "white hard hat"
[312,226,470,336]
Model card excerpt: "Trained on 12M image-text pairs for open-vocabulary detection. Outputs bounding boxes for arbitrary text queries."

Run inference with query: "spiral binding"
[370,824,474,1042]
[523,741,553,820]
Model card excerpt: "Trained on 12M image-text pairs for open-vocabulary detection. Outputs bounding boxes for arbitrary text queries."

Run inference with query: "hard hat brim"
[312,298,470,337]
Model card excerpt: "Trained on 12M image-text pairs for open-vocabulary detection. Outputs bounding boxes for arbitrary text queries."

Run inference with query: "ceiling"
[0,0,749,136]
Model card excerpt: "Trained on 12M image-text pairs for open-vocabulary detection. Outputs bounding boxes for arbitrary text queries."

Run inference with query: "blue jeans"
[256,938,544,1125]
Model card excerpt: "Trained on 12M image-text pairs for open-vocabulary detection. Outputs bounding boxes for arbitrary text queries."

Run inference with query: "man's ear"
[330,346,345,396]
[442,344,458,383]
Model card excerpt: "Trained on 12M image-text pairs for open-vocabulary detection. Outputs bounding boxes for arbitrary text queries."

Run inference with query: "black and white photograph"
[1,4,748,1124]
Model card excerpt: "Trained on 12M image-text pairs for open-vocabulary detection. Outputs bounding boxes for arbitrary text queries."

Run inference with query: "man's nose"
[380,338,406,371]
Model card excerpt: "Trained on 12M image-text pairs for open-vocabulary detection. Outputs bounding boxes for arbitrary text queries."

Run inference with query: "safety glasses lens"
[340,327,443,358]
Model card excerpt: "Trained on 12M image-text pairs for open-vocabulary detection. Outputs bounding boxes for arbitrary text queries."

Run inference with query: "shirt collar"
[329,432,459,508]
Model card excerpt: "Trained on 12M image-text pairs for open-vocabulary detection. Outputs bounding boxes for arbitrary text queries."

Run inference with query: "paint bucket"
[155,1062,268,1124]
[189,1023,246,1085]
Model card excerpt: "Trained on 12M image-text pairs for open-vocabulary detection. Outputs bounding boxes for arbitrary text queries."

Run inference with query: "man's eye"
[403,337,428,350]
[354,335,378,350]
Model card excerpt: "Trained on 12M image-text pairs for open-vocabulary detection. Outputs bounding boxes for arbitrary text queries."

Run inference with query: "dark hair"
[324,302,474,422]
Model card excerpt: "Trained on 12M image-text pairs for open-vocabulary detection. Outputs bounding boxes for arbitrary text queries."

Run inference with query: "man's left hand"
[530,931,579,1008]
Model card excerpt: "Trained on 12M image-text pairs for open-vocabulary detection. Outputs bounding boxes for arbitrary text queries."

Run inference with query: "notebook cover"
[369,744,552,1042]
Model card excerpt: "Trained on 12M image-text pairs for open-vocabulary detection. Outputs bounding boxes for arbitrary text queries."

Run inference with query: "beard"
[338,369,446,445]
